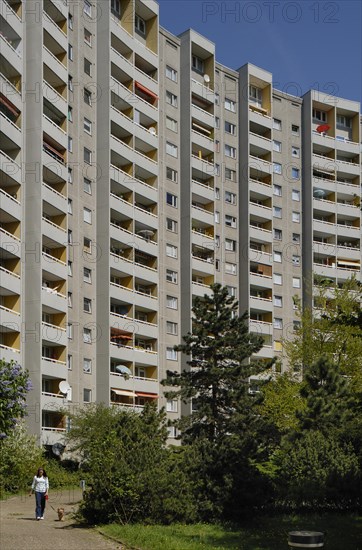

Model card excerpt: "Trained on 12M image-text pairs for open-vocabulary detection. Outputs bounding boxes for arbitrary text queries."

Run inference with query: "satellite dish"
[149,127,156,135]
[59,381,71,395]
[203,74,210,83]
[313,189,326,199]
[115,365,132,377]
[52,443,65,457]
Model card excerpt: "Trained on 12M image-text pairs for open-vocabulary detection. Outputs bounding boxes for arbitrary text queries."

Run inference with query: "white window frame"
[192,54,204,73]
[274,295,283,307]
[166,295,178,309]
[225,98,236,112]
[273,184,282,196]
[83,358,92,373]
[166,347,177,360]
[83,207,92,224]
[273,206,282,218]
[83,328,92,344]
[84,297,92,313]
[225,121,236,135]
[292,189,300,201]
[166,269,177,283]
[225,215,237,228]
[166,90,178,107]
[166,321,178,335]
[166,192,177,207]
[273,140,282,152]
[293,277,301,288]
[273,162,282,174]
[165,65,178,82]
[225,191,236,204]
[166,166,178,182]
[135,14,146,35]
[273,273,282,285]
[84,177,92,194]
[166,244,178,258]
[292,146,300,158]
[273,118,282,130]
[225,144,236,158]
[84,117,92,134]
[166,218,177,232]
[83,267,92,283]
[225,262,237,275]
[274,251,282,263]
[166,116,178,132]
[166,141,178,157]
[292,211,300,223]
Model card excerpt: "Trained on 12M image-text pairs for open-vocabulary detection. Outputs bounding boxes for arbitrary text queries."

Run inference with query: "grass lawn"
[99,514,362,550]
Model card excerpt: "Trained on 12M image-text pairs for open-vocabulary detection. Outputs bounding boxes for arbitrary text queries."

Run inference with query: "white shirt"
[31,476,49,493]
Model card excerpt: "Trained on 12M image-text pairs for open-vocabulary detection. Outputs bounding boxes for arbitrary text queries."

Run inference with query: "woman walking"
[29,467,49,520]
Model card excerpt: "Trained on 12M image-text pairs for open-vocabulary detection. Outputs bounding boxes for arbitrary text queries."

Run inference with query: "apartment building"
[0,0,360,448]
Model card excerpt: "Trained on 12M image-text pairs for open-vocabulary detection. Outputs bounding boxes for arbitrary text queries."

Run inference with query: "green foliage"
[272,431,361,509]
[43,458,80,490]
[284,278,362,390]
[0,423,43,495]
[0,359,32,438]
[65,403,196,525]
[163,284,268,442]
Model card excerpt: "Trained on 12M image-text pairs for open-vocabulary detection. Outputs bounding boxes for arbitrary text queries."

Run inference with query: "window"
[249,85,262,106]
[215,187,220,199]
[292,146,300,158]
[214,92,220,105]
[68,44,73,61]
[166,91,178,107]
[214,163,220,176]
[68,136,73,152]
[215,116,220,129]
[84,177,92,194]
[83,297,92,314]
[225,144,236,158]
[83,389,91,403]
[225,215,237,228]
[68,261,73,276]
[166,65,177,82]
[273,184,282,196]
[337,114,351,128]
[84,237,92,252]
[68,292,72,307]
[192,54,204,73]
[274,251,282,262]
[227,285,236,297]
[83,358,92,373]
[215,235,220,247]
[68,75,73,92]
[166,399,178,412]
[67,323,73,339]
[225,238,236,251]
[273,206,282,218]
[166,269,177,283]
[166,244,177,258]
[68,106,73,122]
[166,142,178,157]
[84,58,91,75]
[292,189,300,201]
[292,233,300,243]
[274,341,283,352]
[84,88,92,105]
[292,211,300,223]
[273,162,282,174]
[166,321,178,335]
[225,121,236,135]
[215,211,220,223]
[274,295,283,307]
[83,328,92,343]
[84,28,92,45]
[166,167,178,182]
[135,14,146,35]
[291,167,300,179]
[83,207,92,224]
[273,273,282,285]
[166,218,177,232]
[167,426,177,438]
[215,140,220,153]
[292,124,299,135]
[225,191,236,204]
[83,267,92,283]
[84,148,92,164]
[166,192,177,207]
[166,295,178,309]
[313,108,327,122]
[68,198,73,214]
[166,116,178,132]
[292,255,300,266]
[111,0,121,17]
[273,118,282,130]
[166,347,177,360]
[273,140,282,152]
[273,228,282,240]
[225,168,236,181]
[293,277,301,288]
[274,318,283,329]
[67,354,72,370]
[225,98,236,112]
[225,262,237,274]
[293,320,301,330]
[84,0,92,17]
[84,118,92,134]
[68,14,73,29]
[68,229,73,244]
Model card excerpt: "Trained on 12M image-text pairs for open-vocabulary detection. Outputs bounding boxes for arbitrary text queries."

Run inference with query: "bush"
[44,459,80,490]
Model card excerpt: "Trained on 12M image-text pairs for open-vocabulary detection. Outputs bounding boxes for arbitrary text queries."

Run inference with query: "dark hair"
[36,467,47,478]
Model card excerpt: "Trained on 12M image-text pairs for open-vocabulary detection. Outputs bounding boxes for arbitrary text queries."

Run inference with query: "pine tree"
[163,284,268,443]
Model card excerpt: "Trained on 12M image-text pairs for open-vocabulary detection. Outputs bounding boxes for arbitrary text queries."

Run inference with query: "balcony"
[0,188,21,219]
[41,355,67,378]
[0,265,20,294]
[43,11,67,52]
[0,112,21,148]
[42,321,67,347]
[191,78,215,104]
[42,182,67,213]
[43,46,67,84]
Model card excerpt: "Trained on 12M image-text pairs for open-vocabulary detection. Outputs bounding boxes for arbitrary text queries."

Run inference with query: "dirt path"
[0,489,122,550]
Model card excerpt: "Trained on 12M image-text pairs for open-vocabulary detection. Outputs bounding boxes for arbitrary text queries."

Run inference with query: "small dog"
[57,508,65,521]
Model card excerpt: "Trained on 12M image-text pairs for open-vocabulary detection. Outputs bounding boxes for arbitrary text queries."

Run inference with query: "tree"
[163,283,268,443]
[0,360,32,439]
[65,403,196,525]
[284,278,362,390]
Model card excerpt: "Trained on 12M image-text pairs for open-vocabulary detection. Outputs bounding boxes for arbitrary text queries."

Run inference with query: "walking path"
[0,489,122,550]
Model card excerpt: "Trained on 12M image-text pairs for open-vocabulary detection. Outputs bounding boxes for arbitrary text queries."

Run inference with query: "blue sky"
[158,0,362,104]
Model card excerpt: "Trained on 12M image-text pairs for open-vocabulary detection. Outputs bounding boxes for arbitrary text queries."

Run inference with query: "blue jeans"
[35,491,46,518]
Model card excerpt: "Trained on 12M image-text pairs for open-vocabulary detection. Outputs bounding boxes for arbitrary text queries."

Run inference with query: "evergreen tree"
[163,283,267,443]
